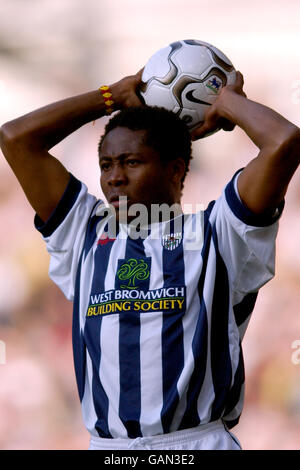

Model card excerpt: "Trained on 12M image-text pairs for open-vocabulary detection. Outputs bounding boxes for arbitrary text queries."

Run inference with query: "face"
[99,127,184,221]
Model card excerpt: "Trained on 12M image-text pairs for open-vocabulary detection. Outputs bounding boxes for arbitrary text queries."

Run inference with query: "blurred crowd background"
[0,0,300,450]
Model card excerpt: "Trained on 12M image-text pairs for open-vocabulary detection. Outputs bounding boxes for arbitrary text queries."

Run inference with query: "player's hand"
[190,71,247,141]
[110,68,145,110]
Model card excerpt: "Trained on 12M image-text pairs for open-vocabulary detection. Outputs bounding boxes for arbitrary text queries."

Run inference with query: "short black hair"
[98,106,192,188]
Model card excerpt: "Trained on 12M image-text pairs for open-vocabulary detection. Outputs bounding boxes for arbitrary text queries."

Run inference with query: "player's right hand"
[110,68,145,110]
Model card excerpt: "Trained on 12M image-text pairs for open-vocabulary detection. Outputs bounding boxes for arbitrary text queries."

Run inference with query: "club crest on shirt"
[161,232,182,250]
[117,258,150,290]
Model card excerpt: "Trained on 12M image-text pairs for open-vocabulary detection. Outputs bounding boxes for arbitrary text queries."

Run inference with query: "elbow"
[275,125,300,162]
[0,122,18,151]
[0,121,29,157]
[282,125,300,148]
[0,123,11,156]
[0,123,8,149]
[286,126,300,161]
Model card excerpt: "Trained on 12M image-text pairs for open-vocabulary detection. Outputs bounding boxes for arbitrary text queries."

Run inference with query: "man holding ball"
[0,64,299,450]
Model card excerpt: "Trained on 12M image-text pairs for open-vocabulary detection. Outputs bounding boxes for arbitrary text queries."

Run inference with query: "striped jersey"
[35,169,283,438]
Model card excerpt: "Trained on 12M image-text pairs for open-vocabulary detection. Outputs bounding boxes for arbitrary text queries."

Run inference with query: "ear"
[169,158,186,184]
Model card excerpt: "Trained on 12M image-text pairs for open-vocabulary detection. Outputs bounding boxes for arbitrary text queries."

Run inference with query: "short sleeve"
[34,173,98,301]
[210,169,284,300]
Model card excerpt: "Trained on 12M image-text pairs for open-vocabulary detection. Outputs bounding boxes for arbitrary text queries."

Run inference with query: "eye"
[100,162,111,171]
[126,159,140,167]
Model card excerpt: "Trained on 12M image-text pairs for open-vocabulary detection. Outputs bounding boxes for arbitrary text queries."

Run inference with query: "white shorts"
[88,420,242,450]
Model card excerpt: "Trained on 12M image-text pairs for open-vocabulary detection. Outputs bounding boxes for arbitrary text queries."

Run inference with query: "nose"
[107,163,127,186]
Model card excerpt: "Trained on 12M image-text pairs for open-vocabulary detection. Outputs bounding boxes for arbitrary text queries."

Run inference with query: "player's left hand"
[190,71,247,141]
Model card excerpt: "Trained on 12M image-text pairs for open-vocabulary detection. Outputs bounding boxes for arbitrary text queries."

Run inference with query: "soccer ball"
[140,39,236,133]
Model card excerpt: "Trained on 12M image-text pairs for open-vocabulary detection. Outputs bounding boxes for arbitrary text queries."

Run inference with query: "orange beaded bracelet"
[99,85,114,115]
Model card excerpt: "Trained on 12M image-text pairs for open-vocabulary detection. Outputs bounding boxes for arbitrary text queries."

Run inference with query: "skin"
[0,70,144,222]
[0,69,299,223]
[99,127,185,222]
[191,72,300,214]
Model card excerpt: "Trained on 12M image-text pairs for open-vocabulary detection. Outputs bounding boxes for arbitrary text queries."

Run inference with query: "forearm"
[222,90,300,213]
[1,70,143,157]
[0,70,143,222]
[1,88,108,151]
[192,72,300,214]
[219,89,300,150]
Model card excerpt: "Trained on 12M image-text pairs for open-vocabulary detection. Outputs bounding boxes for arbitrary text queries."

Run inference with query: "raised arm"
[191,72,300,215]
[0,70,143,222]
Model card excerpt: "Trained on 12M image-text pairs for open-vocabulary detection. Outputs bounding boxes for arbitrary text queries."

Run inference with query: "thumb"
[190,122,212,141]
[136,67,145,80]
[134,67,145,86]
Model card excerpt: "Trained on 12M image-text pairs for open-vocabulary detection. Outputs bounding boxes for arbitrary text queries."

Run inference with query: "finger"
[223,123,236,132]
[190,124,206,141]
[234,71,247,97]
[235,70,244,87]
[190,123,214,141]
[135,67,145,81]
[219,118,236,132]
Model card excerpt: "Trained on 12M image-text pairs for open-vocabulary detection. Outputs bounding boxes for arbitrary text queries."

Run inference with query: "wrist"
[218,88,247,122]
[98,85,115,115]
[109,82,127,110]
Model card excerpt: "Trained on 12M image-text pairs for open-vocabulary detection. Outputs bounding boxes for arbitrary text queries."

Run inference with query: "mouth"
[108,195,130,208]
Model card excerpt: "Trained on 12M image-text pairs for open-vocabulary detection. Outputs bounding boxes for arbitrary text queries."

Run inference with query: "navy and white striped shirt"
[35,169,283,438]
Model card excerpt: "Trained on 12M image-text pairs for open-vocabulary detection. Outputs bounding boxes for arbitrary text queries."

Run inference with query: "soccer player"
[0,69,299,450]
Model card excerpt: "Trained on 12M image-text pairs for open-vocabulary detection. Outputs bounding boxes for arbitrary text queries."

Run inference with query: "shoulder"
[34,173,101,240]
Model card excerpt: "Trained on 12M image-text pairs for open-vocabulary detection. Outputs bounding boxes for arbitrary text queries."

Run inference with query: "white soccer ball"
[140,39,236,133]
